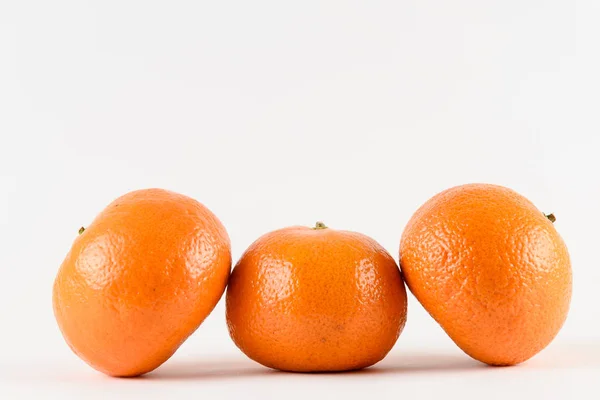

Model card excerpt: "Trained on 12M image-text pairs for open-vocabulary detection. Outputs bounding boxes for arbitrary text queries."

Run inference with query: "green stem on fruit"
[545,213,556,223]
[78,226,86,235]
[313,221,328,230]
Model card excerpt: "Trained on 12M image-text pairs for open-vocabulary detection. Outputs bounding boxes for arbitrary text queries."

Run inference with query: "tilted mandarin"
[53,189,231,377]
[400,184,571,366]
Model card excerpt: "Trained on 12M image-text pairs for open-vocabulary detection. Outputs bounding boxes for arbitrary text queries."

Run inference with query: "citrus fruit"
[226,222,407,372]
[400,183,571,366]
[53,188,231,377]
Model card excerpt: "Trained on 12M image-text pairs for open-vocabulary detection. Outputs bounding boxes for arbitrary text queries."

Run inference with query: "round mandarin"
[226,223,407,372]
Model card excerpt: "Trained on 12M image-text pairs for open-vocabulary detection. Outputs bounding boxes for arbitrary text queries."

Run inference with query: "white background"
[1,1,599,399]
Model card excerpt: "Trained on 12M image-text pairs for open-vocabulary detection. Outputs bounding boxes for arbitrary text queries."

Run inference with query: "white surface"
[1,1,599,398]
[1,342,599,400]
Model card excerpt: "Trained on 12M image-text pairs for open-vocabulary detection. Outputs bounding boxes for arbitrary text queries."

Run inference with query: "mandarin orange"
[53,189,231,376]
[400,184,571,366]
[226,222,407,372]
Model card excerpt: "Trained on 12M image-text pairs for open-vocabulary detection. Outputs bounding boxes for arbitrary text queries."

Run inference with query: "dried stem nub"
[313,221,328,230]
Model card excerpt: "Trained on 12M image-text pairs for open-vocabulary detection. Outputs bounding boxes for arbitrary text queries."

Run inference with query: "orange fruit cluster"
[53,184,571,376]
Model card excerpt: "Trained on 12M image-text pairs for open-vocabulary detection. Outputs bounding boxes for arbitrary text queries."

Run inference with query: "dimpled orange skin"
[226,224,408,372]
[53,189,231,377]
[400,184,572,366]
